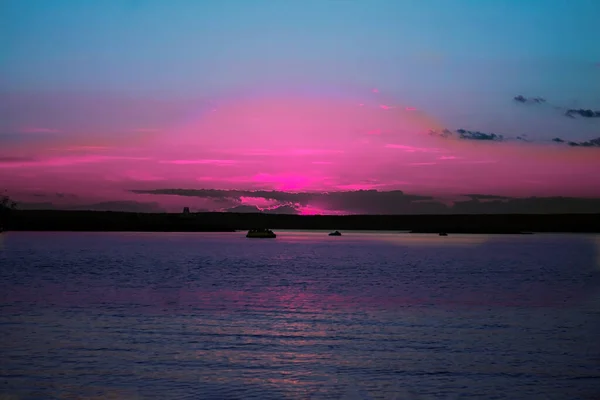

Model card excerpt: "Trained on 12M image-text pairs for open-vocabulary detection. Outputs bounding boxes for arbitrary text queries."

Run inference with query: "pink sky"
[1,88,599,213]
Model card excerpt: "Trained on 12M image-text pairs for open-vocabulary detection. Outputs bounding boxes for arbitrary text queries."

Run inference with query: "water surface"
[1,231,599,399]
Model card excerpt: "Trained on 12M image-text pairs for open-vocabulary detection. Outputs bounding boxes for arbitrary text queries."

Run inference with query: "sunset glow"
[1,0,599,214]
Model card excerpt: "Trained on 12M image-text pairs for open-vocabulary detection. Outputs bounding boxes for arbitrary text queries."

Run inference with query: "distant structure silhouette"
[183,207,190,214]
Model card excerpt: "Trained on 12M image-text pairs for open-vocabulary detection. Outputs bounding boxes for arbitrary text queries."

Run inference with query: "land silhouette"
[2,209,599,233]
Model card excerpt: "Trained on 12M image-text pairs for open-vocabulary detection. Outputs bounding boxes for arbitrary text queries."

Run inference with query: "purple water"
[1,231,599,399]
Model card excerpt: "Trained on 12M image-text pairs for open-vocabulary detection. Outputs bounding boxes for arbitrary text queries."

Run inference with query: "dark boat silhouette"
[246,228,276,238]
[439,232,448,236]
[329,230,342,236]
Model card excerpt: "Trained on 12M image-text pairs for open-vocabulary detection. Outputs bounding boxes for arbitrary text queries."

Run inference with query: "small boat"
[329,230,342,236]
[246,228,276,238]
[439,232,448,236]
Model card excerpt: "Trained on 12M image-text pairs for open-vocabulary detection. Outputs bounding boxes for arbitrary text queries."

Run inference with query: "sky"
[1,0,600,214]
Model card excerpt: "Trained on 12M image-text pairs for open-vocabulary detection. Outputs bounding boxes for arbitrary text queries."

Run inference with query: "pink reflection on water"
[0,274,581,314]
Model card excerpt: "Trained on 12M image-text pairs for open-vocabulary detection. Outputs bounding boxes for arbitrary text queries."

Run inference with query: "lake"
[1,231,599,399]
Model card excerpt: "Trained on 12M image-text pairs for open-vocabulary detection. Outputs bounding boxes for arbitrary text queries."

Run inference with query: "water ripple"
[1,232,599,399]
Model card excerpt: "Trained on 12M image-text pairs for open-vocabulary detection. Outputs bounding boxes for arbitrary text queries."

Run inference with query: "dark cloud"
[456,129,503,141]
[551,136,600,147]
[514,95,546,104]
[132,188,441,214]
[225,205,262,213]
[130,188,600,215]
[264,205,299,215]
[430,129,504,141]
[55,192,78,199]
[567,137,600,147]
[564,109,600,119]
[431,127,600,148]
[462,194,512,200]
[452,196,600,214]
[512,95,600,120]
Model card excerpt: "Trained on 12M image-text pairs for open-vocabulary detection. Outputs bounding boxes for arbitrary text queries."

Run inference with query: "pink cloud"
[409,162,438,166]
[405,107,417,111]
[290,149,344,155]
[457,160,498,164]
[366,129,381,135]
[239,196,280,209]
[334,182,400,190]
[371,88,379,93]
[160,159,238,166]
[385,144,444,153]
[438,155,461,160]
[379,104,395,110]
[296,204,350,216]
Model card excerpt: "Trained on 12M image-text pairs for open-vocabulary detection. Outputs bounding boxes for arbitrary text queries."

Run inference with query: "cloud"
[224,205,262,213]
[512,95,600,120]
[159,159,238,166]
[130,188,444,214]
[430,128,504,142]
[513,95,546,104]
[221,148,344,157]
[438,155,461,160]
[456,129,503,141]
[564,109,600,119]
[15,187,600,215]
[550,137,600,147]
[462,194,512,200]
[132,188,600,214]
[384,144,444,153]
[567,137,600,147]
[264,205,299,214]
[452,196,600,214]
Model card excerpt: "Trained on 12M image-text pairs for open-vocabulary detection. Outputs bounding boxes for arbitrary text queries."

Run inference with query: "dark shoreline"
[2,210,600,233]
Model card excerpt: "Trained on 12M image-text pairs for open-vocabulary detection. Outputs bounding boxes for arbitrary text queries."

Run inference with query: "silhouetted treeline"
[3,210,234,232]
[2,210,600,233]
